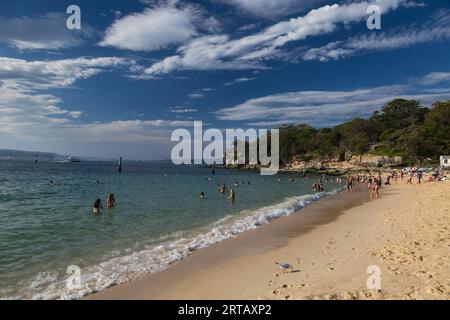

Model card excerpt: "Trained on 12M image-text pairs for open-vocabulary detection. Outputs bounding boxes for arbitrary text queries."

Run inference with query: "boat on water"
[67,156,81,163]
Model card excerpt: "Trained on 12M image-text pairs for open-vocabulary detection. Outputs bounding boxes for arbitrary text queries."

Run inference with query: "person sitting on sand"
[107,193,116,209]
[93,199,103,214]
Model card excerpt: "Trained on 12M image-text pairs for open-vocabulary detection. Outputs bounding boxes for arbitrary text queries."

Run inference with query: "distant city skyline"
[1,0,450,159]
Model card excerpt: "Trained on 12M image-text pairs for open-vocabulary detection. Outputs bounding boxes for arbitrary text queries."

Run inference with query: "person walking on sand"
[370,179,380,198]
[406,171,413,184]
[346,176,353,192]
[417,171,423,184]
[107,193,116,209]
[93,199,103,214]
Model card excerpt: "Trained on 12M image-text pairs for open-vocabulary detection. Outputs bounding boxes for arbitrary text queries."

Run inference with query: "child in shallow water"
[92,199,103,214]
[107,193,116,209]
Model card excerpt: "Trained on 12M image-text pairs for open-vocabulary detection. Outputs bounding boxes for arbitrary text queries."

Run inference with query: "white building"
[440,156,450,168]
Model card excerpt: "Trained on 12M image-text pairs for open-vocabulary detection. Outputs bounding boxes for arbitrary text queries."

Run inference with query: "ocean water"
[0,160,344,299]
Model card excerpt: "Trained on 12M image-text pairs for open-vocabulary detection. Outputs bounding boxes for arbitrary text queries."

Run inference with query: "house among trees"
[441,156,450,168]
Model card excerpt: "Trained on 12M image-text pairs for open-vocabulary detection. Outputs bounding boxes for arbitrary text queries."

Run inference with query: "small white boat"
[67,156,81,163]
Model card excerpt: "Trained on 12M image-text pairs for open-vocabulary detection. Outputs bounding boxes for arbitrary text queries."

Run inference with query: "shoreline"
[87,179,449,300]
[86,184,372,299]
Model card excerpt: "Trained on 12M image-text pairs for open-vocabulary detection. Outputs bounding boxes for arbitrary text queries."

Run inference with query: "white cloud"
[144,0,407,76]
[0,56,132,141]
[168,106,198,113]
[0,13,93,50]
[222,0,324,18]
[214,82,450,127]
[0,56,127,89]
[188,93,205,99]
[0,54,200,159]
[0,56,193,159]
[223,77,256,86]
[420,72,450,85]
[302,10,450,62]
[99,3,218,52]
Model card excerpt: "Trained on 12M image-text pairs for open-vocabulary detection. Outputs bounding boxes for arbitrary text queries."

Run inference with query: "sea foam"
[17,188,342,300]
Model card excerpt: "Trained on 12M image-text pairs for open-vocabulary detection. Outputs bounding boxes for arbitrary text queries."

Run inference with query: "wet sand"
[87,180,449,300]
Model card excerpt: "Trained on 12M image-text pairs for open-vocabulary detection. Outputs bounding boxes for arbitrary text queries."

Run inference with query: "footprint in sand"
[298,283,307,289]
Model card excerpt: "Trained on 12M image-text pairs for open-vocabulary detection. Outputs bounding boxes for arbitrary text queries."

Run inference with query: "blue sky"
[0,0,450,159]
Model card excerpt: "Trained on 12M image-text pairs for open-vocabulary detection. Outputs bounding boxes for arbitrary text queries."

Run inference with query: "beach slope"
[88,181,449,300]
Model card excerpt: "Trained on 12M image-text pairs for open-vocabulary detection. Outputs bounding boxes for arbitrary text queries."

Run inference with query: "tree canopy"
[276,99,450,165]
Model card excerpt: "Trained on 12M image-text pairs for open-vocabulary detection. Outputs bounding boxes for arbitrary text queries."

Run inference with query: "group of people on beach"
[386,167,446,184]
[344,172,382,198]
[341,166,449,200]
[92,193,116,214]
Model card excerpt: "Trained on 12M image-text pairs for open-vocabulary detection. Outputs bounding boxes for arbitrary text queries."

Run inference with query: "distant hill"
[0,149,66,161]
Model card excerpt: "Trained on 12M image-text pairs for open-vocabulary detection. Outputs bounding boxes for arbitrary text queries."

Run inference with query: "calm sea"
[0,160,343,299]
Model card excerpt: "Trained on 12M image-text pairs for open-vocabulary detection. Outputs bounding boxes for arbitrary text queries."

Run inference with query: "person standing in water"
[118,157,122,173]
[228,189,235,202]
[92,199,103,214]
[107,193,116,209]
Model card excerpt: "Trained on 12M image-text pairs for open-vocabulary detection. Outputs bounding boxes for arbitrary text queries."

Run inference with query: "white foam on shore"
[13,188,342,300]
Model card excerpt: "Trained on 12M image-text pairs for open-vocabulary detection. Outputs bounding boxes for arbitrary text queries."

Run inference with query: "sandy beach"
[88,178,449,300]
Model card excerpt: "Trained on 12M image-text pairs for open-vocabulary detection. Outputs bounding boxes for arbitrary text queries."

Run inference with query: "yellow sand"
[89,180,449,300]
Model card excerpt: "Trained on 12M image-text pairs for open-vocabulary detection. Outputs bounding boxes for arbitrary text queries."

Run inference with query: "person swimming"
[107,193,116,209]
[200,192,205,199]
[219,183,227,193]
[92,199,103,214]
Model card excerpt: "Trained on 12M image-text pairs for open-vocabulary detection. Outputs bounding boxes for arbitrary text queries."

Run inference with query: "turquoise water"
[0,160,343,299]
